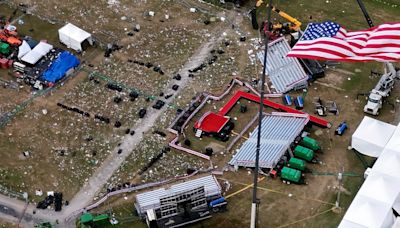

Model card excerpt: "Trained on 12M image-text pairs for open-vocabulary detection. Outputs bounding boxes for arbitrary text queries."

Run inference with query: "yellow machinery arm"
[255,0,302,31]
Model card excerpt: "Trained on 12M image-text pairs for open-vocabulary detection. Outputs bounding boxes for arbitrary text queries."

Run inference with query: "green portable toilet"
[80,213,93,225]
[0,42,10,55]
[300,136,320,151]
[288,157,306,171]
[281,167,301,183]
[294,145,314,162]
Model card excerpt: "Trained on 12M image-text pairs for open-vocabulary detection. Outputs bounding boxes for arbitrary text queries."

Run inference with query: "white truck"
[364,63,400,115]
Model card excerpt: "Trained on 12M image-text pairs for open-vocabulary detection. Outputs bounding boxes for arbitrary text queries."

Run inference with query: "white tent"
[341,117,400,228]
[358,171,400,205]
[21,42,53,65]
[351,116,396,157]
[58,23,93,52]
[385,125,400,153]
[17,40,31,59]
[340,195,395,228]
[373,151,400,179]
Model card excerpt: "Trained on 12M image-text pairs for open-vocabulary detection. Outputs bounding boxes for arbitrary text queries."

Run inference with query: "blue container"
[336,122,348,135]
[210,197,225,207]
[283,95,292,106]
[294,96,304,109]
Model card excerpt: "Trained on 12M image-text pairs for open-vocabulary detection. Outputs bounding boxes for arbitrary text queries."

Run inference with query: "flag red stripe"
[290,22,400,62]
[293,40,400,54]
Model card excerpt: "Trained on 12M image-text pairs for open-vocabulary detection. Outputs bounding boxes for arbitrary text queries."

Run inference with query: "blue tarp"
[42,51,80,83]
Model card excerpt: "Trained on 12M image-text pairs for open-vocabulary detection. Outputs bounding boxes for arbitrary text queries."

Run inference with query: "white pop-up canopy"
[351,116,396,157]
[58,23,93,52]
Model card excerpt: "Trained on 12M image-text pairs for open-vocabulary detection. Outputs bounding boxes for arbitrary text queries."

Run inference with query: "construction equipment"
[0,8,21,46]
[354,0,400,115]
[363,63,399,115]
[255,1,302,33]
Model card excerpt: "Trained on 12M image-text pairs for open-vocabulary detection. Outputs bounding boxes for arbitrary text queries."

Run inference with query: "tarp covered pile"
[41,51,80,83]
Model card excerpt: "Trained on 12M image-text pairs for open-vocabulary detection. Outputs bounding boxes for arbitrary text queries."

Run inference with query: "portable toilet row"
[282,95,304,110]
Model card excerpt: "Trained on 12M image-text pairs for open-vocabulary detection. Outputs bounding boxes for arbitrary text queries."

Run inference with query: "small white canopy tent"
[339,195,395,228]
[58,23,93,52]
[21,42,53,65]
[351,116,396,157]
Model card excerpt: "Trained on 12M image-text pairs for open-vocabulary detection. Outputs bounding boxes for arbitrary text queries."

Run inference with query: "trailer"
[294,145,315,162]
[299,136,321,151]
[287,157,306,171]
[280,167,305,184]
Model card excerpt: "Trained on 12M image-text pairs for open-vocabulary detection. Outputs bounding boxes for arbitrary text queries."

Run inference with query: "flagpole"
[250,1,273,227]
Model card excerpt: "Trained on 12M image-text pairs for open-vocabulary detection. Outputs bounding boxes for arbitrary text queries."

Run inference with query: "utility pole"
[335,166,344,209]
[250,1,273,227]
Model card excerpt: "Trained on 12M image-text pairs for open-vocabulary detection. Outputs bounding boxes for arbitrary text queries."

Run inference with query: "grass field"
[0,1,223,202]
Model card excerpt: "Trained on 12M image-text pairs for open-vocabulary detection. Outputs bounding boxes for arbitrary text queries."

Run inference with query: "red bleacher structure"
[194,89,330,137]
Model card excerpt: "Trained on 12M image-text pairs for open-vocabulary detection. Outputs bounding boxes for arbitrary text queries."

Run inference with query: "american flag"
[287,21,400,62]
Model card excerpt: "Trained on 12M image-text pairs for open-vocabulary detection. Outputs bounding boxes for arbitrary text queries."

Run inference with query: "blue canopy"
[42,51,80,83]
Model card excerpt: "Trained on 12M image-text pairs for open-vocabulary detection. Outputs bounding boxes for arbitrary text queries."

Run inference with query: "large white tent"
[21,42,53,65]
[340,116,400,228]
[17,40,31,59]
[351,116,396,157]
[339,195,395,228]
[58,23,93,52]
[358,172,400,205]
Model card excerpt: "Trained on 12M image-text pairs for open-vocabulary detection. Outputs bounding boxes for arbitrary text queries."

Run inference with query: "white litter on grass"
[124,196,128,200]
[347,77,351,80]
[149,11,155,16]
[220,17,226,22]
[36,190,43,196]
[190,8,196,13]
[345,95,348,98]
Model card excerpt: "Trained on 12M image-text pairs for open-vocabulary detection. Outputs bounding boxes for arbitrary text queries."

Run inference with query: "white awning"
[351,116,396,157]
[21,42,53,65]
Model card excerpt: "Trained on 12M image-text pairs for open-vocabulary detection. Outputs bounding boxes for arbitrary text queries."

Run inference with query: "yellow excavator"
[254,0,302,32]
